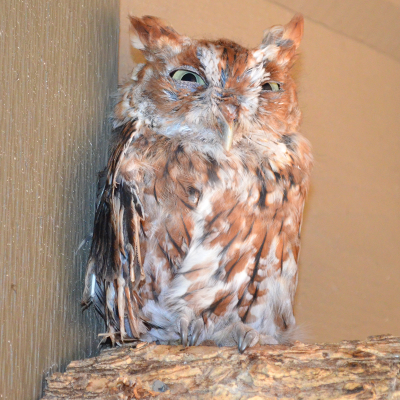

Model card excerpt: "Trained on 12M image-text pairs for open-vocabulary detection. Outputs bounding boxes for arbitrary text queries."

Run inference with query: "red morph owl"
[82,14,312,352]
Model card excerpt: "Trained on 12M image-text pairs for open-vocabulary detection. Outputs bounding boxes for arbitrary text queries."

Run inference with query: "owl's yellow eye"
[262,82,281,92]
[171,70,206,86]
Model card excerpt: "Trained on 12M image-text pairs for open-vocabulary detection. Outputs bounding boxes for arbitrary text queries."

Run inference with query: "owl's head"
[115,15,304,151]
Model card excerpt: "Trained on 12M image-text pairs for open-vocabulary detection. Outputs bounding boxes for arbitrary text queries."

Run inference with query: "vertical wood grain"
[0,1,119,398]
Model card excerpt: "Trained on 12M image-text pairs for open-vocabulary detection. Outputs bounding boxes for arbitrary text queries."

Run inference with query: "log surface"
[43,335,400,399]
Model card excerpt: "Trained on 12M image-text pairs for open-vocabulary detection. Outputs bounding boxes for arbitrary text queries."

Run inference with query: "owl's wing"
[82,120,146,342]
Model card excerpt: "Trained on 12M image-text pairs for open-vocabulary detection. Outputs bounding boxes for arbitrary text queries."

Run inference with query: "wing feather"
[82,120,146,342]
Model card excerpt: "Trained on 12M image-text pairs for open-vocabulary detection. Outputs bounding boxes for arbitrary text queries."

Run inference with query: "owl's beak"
[218,104,237,152]
[219,117,234,152]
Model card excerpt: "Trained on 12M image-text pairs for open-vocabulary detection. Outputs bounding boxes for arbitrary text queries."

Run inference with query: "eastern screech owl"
[82,14,312,352]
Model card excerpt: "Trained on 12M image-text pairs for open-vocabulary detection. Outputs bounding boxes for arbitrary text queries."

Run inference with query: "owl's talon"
[180,318,189,347]
[239,329,259,353]
[189,319,203,346]
[233,322,259,353]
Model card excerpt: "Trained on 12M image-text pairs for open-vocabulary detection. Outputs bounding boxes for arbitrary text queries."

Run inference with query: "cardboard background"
[119,0,400,343]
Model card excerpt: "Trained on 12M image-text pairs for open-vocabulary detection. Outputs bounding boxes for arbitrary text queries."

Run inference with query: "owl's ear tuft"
[129,16,187,60]
[257,14,304,66]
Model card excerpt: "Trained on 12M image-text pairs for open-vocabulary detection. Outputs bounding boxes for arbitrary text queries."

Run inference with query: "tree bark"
[43,334,400,399]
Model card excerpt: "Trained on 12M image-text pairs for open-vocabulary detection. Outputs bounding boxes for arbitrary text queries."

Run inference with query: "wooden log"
[42,334,400,399]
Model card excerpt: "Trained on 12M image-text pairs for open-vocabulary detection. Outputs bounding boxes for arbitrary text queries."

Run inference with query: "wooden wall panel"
[0,1,119,398]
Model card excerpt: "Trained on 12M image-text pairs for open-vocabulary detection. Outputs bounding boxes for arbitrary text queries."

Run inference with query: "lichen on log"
[42,335,400,399]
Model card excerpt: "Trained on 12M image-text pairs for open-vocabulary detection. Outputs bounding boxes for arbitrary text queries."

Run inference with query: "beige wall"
[120,0,400,343]
[1,1,118,398]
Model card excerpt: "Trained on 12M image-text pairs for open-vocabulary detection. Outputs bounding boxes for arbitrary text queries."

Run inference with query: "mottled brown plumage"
[83,14,312,352]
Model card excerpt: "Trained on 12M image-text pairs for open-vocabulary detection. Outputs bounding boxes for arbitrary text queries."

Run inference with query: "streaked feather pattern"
[83,14,312,351]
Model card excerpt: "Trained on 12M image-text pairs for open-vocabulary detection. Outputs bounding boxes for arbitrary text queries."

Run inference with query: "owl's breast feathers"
[83,118,311,344]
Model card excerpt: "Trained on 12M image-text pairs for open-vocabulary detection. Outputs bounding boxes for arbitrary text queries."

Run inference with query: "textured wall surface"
[119,0,400,343]
[0,1,118,399]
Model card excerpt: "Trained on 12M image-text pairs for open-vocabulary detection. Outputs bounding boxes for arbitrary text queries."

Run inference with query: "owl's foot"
[212,321,280,351]
[189,319,203,346]
[232,322,279,352]
[179,317,204,347]
[233,322,259,353]
[259,333,279,346]
[180,318,189,347]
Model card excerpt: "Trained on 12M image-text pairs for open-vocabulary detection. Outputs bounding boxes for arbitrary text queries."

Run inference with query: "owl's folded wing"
[82,120,146,343]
